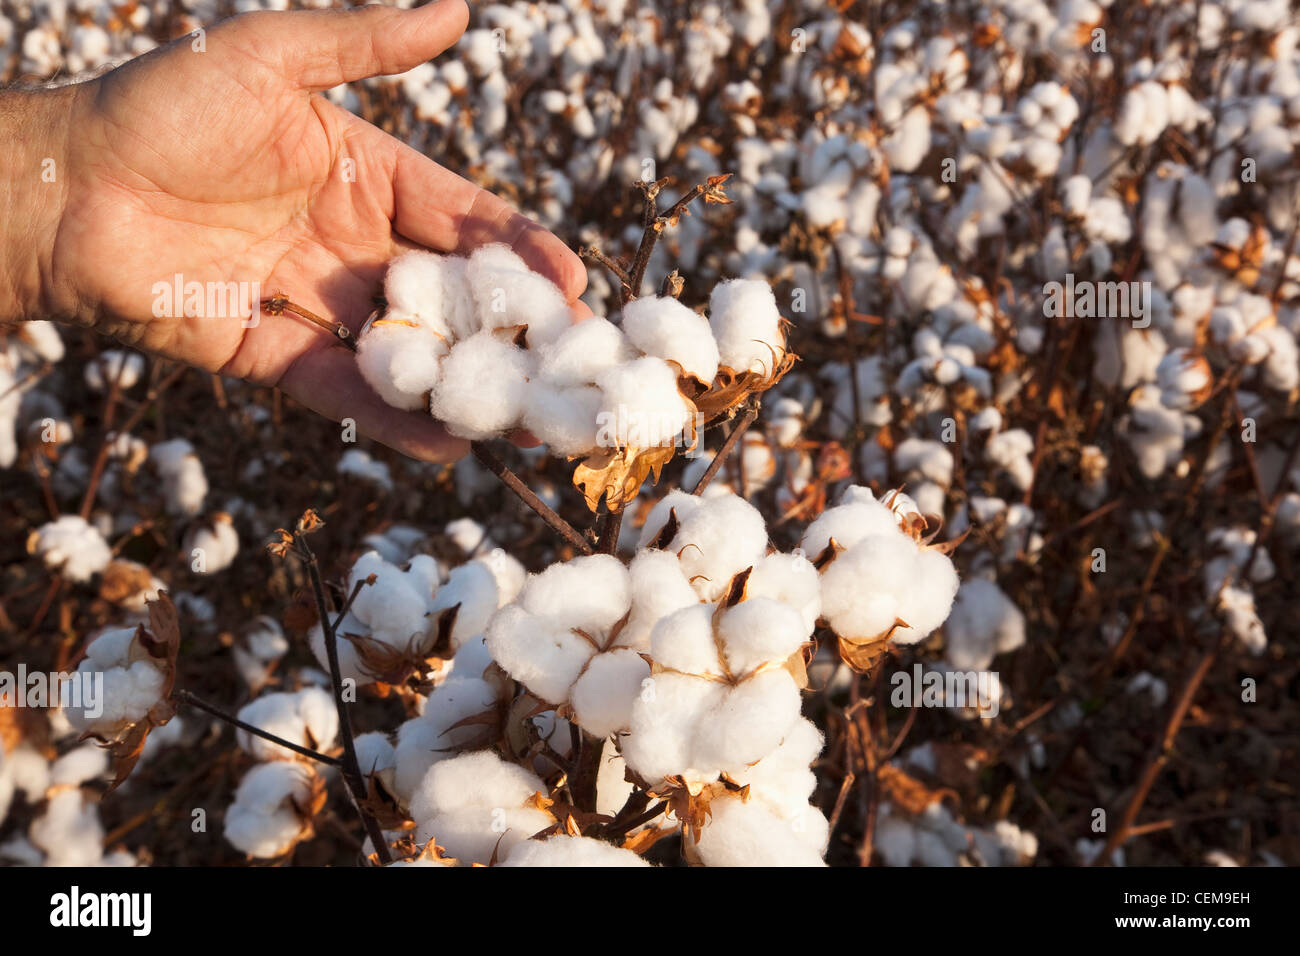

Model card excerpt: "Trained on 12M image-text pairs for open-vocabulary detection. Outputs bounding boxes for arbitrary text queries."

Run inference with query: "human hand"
[0,1,587,462]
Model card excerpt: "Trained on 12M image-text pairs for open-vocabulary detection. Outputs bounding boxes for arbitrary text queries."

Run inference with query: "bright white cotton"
[183,514,239,574]
[465,243,572,347]
[537,317,636,387]
[708,279,786,375]
[150,438,209,516]
[224,761,319,859]
[595,356,694,449]
[235,687,339,761]
[29,515,111,582]
[408,751,553,865]
[945,578,1026,671]
[431,331,535,440]
[65,626,169,739]
[356,319,448,412]
[620,295,720,383]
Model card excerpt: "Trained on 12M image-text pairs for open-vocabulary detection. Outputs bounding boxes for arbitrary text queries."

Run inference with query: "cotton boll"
[537,317,636,387]
[620,548,701,650]
[28,515,111,582]
[985,429,1035,491]
[707,279,786,375]
[945,579,1026,671]
[85,351,145,391]
[432,332,534,440]
[621,296,720,384]
[799,494,899,557]
[466,243,572,347]
[569,648,650,738]
[718,599,808,676]
[596,356,693,448]
[184,514,239,574]
[148,438,209,517]
[224,762,318,859]
[383,251,460,340]
[235,687,339,761]
[694,792,828,867]
[31,789,105,867]
[485,605,594,704]
[357,320,449,412]
[622,672,727,785]
[693,669,804,773]
[501,834,651,866]
[49,745,109,788]
[392,677,503,802]
[648,604,725,677]
[745,551,821,635]
[666,493,769,601]
[636,489,704,549]
[821,533,959,644]
[430,561,502,649]
[521,381,602,456]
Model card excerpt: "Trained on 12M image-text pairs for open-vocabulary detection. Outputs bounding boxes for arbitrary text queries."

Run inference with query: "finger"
[243,0,469,92]
[278,345,469,464]
[385,135,588,301]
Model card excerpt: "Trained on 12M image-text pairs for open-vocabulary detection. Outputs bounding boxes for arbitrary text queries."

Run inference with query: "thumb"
[238,1,470,92]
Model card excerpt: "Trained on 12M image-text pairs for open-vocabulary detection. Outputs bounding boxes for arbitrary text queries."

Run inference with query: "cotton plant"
[26,515,112,583]
[224,761,326,860]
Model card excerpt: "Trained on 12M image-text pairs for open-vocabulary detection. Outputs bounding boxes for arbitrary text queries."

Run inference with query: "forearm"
[0,87,75,324]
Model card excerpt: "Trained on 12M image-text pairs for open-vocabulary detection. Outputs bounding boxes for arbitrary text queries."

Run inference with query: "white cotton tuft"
[356,319,448,412]
[224,762,318,859]
[536,317,636,387]
[431,331,535,440]
[708,278,786,375]
[945,578,1026,671]
[521,381,602,456]
[500,834,651,867]
[466,243,572,347]
[28,515,111,582]
[620,295,720,384]
[235,687,339,761]
[595,356,693,448]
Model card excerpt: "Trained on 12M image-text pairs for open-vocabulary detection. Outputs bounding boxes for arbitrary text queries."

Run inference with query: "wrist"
[0,85,77,325]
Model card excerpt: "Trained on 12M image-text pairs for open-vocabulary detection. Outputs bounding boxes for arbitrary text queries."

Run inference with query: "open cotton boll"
[569,648,651,739]
[85,350,145,391]
[235,687,338,761]
[465,243,572,347]
[521,381,602,456]
[708,278,786,375]
[486,605,594,704]
[382,250,460,341]
[691,669,805,773]
[694,792,828,867]
[820,533,959,644]
[663,492,769,601]
[409,751,552,865]
[746,552,821,635]
[519,553,631,635]
[537,317,636,387]
[224,761,318,859]
[622,672,727,785]
[620,295,720,384]
[31,789,105,867]
[620,549,701,650]
[717,598,809,675]
[429,560,502,649]
[28,515,111,582]
[49,745,109,788]
[596,356,694,449]
[149,438,209,517]
[356,320,448,412]
[799,490,900,557]
[984,429,1035,491]
[649,604,725,677]
[354,732,396,778]
[392,677,503,802]
[184,514,239,574]
[65,628,168,739]
[636,489,704,549]
[945,578,1026,671]
[431,331,534,440]
[500,834,651,867]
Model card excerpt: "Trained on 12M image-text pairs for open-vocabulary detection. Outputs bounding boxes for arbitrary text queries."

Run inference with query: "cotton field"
[0,0,1297,874]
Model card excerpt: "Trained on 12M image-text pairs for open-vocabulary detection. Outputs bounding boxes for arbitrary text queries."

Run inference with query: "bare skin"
[0,1,586,461]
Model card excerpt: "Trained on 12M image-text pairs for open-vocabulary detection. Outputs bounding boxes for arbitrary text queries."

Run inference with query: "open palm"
[57,2,584,461]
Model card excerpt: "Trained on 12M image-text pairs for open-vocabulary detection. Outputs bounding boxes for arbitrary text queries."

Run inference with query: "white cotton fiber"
[356,320,448,411]
[620,549,701,650]
[708,278,786,375]
[746,552,822,635]
[31,790,105,867]
[694,793,828,867]
[596,356,693,448]
[150,438,209,516]
[569,648,650,738]
[649,604,724,677]
[620,295,720,384]
[224,761,317,859]
[692,669,804,772]
[29,515,111,582]
[431,331,535,440]
[466,243,572,347]
[486,605,594,704]
[430,560,503,649]
[519,553,631,635]
[636,489,704,549]
[64,626,167,738]
[235,687,339,761]
[392,676,502,801]
[820,533,959,644]
[621,672,727,785]
[521,381,602,456]
[665,492,769,601]
[799,494,899,557]
[500,834,651,867]
[717,598,808,676]
[945,578,1026,671]
[383,250,458,341]
[537,317,636,387]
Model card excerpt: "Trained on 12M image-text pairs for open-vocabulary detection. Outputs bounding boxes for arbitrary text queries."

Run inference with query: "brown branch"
[691,400,760,495]
[262,294,358,352]
[173,689,340,766]
[471,442,593,554]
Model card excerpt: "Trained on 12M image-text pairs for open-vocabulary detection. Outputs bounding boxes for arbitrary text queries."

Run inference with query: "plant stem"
[173,689,340,766]
[471,442,593,555]
[691,400,760,496]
